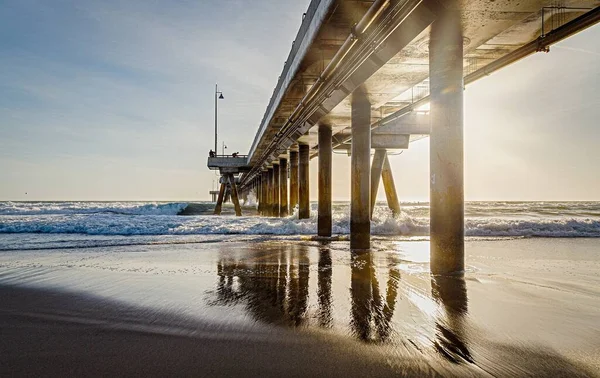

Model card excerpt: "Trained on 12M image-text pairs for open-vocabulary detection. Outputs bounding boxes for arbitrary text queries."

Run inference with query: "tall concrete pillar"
[370,149,386,219]
[382,155,401,216]
[266,168,273,217]
[279,158,289,217]
[351,89,371,249]
[272,163,280,217]
[256,177,262,214]
[298,144,310,219]
[318,124,332,236]
[289,150,299,213]
[429,8,464,275]
[261,170,268,216]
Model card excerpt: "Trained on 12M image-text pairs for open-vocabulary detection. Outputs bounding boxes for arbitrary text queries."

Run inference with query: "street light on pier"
[215,84,224,155]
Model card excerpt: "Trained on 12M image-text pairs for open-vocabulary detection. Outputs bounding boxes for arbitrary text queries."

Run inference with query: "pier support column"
[267,167,274,216]
[272,163,280,217]
[213,179,226,215]
[261,171,268,216]
[370,149,386,219]
[382,155,401,216]
[429,8,464,275]
[351,89,371,250]
[298,144,310,219]
[228,174,242,216]
[318,124,332,236]
[280,158,289,217]
[289,150,299,214]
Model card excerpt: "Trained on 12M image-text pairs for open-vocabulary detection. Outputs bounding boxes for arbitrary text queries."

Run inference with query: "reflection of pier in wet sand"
[207,241,599,376]
[1,239,599,376]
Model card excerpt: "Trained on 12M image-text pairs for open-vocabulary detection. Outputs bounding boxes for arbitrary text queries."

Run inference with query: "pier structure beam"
[318,124,332,237]
[228,173,242,216]
[350,89,371,250]
[382,155,401,216]
[298,144,310,219]
[213,179,226,215]
[279,157,289,217]
[429,7,465,275]
[370,149,386,219]
[289,150,299,214]
[272,163,280,217]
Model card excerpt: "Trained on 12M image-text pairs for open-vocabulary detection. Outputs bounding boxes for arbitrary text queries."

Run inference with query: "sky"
[1,0,599,201]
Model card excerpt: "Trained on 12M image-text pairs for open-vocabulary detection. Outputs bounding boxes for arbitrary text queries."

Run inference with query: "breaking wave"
[0,202,188,216]
[0,203,599,237]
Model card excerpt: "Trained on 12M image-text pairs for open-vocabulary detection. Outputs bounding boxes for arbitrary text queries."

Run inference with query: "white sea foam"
[1,201,599,238]
[0,202,188,216]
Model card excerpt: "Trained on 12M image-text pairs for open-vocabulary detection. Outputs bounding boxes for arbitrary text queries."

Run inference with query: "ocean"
[0,201,599,251]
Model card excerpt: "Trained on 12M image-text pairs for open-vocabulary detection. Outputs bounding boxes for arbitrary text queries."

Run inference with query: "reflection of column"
[318,247,333,328]
[350,252,373,341]
[288,245,310,326]
[212,244,312,328]
[431,276,473,364]
[350,252,400,343]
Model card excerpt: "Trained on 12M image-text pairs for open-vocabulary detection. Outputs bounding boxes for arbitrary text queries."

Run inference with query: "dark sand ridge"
[1,238,599,377]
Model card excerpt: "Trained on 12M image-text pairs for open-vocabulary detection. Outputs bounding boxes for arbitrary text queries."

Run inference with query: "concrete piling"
[318,124,332,237]
[289,150,299,213]
[370,149,386,219]
[272,163,280,217]
[382,154,401,216]
[298,144,310,219]
[280,158,289,217]
[214,182,226,215]
[228,173,242,216]
[350,89,371,250]
[429,8,465,275]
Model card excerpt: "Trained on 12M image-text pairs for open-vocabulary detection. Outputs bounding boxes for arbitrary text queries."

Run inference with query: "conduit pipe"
[243,0,423,186]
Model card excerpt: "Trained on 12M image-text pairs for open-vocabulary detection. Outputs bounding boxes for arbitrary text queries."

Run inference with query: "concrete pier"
[382,155,401,216]
[298,144,310,219]
[272,163,280,217]
[350,90,371,250]
[429,8,465,275]
[370,149,386,219]
[318,124,332,236]
[207,0,599,270]
[289,150,299,213]
[279,158,289,217]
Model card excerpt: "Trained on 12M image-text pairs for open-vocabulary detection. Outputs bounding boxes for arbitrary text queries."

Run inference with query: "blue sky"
[1,1,599,201]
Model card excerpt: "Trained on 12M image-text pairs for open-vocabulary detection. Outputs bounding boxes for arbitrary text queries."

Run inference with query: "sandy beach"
[1,237,599,377]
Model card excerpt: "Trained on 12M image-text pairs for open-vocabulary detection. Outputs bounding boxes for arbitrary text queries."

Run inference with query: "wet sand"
[1,238,599,377]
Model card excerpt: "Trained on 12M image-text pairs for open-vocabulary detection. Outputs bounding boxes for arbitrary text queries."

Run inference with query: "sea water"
[0,201,599,251]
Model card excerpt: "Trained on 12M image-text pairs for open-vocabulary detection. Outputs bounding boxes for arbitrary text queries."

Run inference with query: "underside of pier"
[208,0,600,274]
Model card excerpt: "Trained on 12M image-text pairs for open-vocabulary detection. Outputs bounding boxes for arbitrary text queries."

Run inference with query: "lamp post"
[215,84,224,155]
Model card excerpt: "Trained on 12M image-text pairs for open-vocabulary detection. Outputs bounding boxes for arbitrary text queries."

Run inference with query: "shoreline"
[1,238,599,376]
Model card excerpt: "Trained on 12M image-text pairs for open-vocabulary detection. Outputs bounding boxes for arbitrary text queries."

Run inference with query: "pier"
[207,0,600,274]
